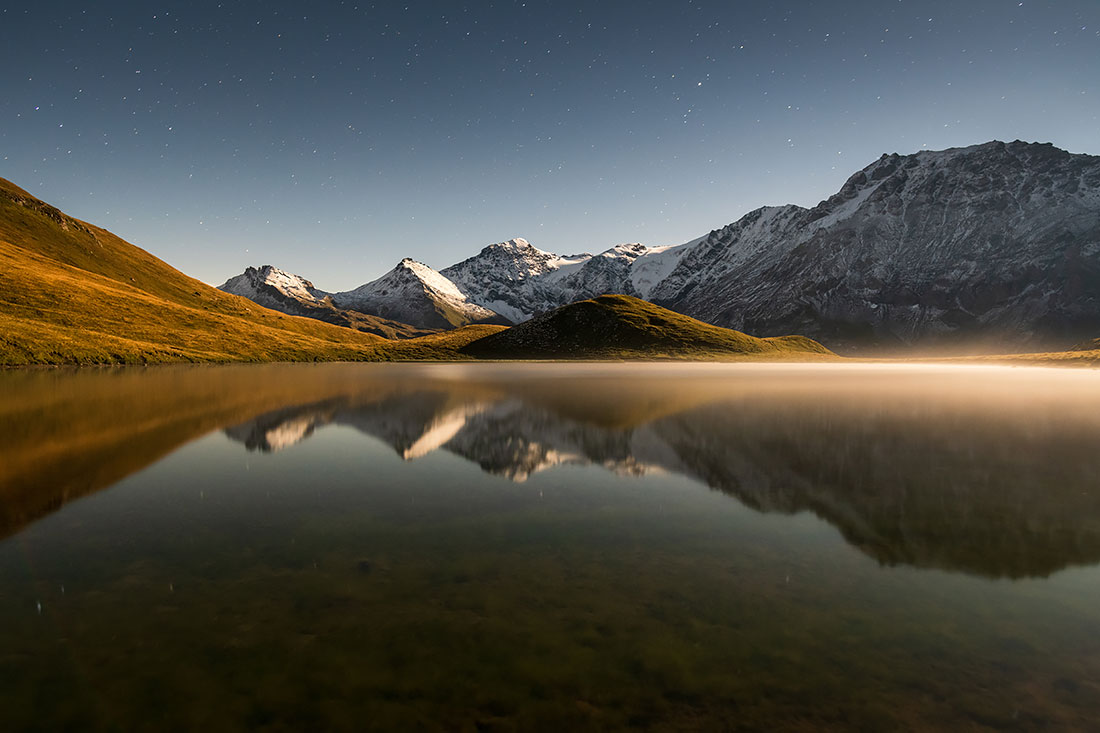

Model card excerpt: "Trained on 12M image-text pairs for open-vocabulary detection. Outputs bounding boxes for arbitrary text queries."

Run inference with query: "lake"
[2,362,1100,730]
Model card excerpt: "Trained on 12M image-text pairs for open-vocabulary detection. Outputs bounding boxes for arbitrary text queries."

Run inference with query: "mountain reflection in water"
[219,371,1100,580]
[3,362,1095,580]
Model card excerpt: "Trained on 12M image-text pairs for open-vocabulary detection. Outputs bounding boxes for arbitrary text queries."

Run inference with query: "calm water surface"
[2,362,1100,731]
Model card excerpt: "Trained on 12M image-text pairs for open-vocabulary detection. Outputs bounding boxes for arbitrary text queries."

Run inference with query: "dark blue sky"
[2,0,1098,289]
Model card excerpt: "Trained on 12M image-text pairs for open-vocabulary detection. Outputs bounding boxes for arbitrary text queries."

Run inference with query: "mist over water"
[3,363,1100,728]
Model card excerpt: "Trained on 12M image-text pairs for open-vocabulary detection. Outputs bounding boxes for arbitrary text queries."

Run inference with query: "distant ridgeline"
[221,141,1100,354]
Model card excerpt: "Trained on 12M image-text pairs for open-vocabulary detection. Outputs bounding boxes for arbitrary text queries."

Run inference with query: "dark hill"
[461,294,833,359]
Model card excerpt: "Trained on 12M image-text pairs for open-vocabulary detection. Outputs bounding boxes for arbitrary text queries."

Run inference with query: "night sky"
[2,1,1098,290]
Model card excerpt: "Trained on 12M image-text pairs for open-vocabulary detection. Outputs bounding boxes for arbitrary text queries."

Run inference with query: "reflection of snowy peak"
[444,401,618,482]
[332,258,504,329]
[224,393,686,481]
[332,392,464,458]
[338,395,490,461]
[224,403,338,452]
[219,381,1100,580]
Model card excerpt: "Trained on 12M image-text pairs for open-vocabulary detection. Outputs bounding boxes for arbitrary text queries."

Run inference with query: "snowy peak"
[445,237,590,284]
[216,264,438,338]
[627,239,700,299]
[441,236,708,322]
[393,257,470,301]
[600,242,648,259]
[440,237,592,323]
[219,264,329,308]
[342,258,471,303]
[333,258,504,330]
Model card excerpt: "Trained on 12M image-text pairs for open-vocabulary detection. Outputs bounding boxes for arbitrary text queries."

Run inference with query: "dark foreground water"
[3,363,1100,731]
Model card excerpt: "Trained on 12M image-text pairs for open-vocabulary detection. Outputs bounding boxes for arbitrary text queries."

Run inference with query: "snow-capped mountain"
[444,141,1100,350]
[440,237,700,323]
[439,238,592,323]
[217,265,435,338]
[219,141,1100,350]
[220,265,331,310]
[220,240,699,335]
[331,257,506,330]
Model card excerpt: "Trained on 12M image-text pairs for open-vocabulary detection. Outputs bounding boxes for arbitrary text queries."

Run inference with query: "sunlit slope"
[0,177,395,364]
[461,294,835,359]
[932,348,1100,368]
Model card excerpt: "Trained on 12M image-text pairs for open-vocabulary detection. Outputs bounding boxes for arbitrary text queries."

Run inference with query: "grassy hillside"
[461,294,834,360]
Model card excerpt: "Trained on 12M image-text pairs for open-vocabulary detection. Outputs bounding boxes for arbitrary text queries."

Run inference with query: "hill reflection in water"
[4,363,1100,579]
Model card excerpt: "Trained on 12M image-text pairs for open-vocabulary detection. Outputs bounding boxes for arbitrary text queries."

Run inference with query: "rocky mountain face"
[443,142,1100,351]
[439,238,592,323]
[220,141,1100,350]
[651,141,1100,351]
[440,237,698,323]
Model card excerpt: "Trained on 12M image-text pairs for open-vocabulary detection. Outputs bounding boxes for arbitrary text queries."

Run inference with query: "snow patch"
[629,237,705,298]
[807,179,885,232]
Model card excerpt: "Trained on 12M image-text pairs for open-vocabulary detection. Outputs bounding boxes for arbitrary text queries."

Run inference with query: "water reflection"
[222,377,1100,580]
[4,363,1100,579]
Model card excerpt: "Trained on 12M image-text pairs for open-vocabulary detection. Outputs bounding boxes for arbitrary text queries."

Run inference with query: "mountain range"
[221,140,1100,352]
[216,265,436,338]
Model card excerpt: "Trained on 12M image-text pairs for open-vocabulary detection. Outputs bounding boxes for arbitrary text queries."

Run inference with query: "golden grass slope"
[928,349,1100,368]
